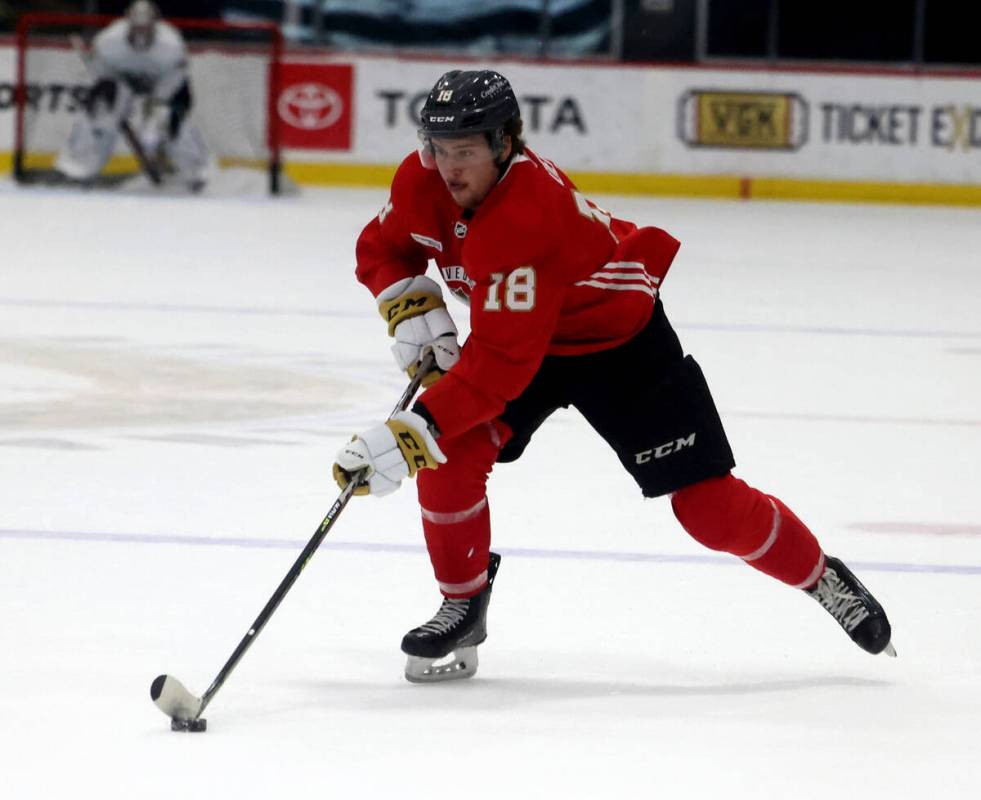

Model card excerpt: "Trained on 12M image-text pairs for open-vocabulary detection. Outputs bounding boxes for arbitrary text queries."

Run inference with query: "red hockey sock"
[420,499,492,598]
[671,474,825,588]
[415,422,503,598]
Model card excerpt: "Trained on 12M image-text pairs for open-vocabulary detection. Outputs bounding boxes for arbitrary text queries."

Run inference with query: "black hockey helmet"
[418,70,519,161]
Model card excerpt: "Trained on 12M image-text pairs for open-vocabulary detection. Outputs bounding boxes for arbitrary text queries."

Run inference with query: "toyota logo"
[278,83,344,130]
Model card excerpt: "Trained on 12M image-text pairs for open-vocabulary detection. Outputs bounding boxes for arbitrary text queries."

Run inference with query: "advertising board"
[2,44,980,202]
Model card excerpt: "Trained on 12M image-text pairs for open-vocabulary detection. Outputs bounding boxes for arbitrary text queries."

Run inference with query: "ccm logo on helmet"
[429,115,455,122]
[635,433,696,464]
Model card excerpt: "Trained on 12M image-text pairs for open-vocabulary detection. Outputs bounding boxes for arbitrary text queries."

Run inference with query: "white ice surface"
[1,181,980,799]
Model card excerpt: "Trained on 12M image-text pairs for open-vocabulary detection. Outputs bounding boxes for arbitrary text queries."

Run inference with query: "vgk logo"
[678,90,808,150]
[634,433,696,464]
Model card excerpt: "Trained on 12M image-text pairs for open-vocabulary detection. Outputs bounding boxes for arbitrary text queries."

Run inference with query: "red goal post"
[13,13,284,194]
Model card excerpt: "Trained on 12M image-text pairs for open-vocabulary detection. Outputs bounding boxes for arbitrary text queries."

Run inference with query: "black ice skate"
[401,552,501,683]
[806,556,896,657]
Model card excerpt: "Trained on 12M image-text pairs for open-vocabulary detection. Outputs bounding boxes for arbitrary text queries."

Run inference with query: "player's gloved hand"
[332,410,446,497]
[140,101,172,155]
[377,276,460,387]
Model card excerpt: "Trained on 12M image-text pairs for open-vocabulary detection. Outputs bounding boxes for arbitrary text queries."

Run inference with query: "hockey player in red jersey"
[333,70,895,682]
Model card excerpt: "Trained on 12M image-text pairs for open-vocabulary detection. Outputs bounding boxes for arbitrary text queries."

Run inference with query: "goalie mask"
[126,0,160,50]
[417,70,520,170]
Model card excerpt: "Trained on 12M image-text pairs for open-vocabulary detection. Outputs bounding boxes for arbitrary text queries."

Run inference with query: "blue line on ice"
[2,527,980,575]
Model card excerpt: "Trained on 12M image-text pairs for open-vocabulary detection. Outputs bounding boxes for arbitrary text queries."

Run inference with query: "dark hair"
[500,116,526,156]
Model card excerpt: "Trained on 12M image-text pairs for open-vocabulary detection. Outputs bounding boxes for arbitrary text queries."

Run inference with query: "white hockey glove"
[377,276,460,387]
[139,101,172,156]
[332,410,446,497]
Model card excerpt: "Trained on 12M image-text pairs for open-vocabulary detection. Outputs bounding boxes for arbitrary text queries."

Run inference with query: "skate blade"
[405,647,478,683]
[883,641,898,658]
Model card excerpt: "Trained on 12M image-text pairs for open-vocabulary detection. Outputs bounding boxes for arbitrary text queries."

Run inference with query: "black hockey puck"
[171,717,207,733]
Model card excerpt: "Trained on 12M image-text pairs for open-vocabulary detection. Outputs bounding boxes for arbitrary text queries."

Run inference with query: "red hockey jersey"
[355,148,680,439]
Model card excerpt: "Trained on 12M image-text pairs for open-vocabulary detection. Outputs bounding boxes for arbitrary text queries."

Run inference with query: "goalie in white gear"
[56,1,211,188]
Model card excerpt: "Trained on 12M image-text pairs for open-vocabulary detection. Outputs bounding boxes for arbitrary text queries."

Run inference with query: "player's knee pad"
[416,426,498,597]
[416,422,502,512]
[671,473,773,554]
[167,81,193,138]
[86,79,118,116]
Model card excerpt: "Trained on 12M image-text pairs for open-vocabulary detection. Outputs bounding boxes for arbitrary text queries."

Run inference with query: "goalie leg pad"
[160,123,214,186]
[167,81,193,138]
[56,116,120,180]
[56,80,134,180]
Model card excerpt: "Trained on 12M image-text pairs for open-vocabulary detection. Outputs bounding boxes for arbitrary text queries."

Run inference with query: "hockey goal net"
[13,13,283,193]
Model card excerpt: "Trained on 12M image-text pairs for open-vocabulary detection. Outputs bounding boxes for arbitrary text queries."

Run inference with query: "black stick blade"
[171,717,208,732]
[150,674,204,726]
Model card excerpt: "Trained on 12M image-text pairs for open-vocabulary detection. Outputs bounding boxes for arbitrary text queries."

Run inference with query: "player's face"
[127,23,156,50]
[429,134,510,210]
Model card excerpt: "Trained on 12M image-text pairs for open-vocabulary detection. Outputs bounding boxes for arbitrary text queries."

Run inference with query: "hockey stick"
[151,353,435,732]
[68,34,162,186]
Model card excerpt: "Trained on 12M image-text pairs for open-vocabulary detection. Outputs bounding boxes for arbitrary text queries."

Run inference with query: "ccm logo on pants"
[635,433,696,464]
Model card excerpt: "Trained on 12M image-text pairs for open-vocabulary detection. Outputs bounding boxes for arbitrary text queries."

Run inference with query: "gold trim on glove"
[332,437,371,495]
[378,291,446,336]
[407,360,443,387]
[385,418,441,477]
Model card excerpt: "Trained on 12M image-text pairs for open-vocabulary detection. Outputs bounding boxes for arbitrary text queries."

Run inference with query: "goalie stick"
[151,353,435,732]
[68,34,162,186]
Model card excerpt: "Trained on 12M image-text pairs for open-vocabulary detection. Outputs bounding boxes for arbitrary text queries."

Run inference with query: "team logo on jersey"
[454,221,468,238]
[441,266,475,306]
[278,83,344,130]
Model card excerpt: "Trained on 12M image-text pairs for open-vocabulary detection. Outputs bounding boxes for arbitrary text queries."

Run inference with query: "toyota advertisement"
[271,55,628,170]
[276,63,353,150]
